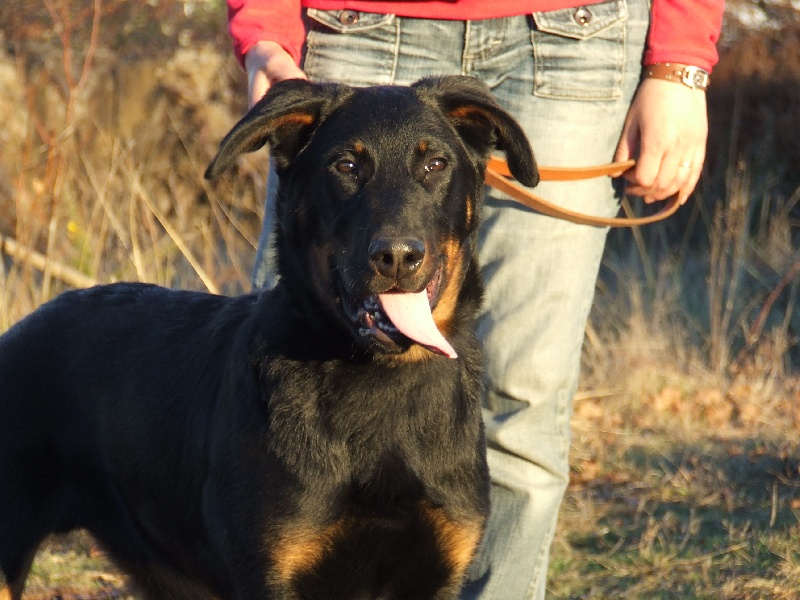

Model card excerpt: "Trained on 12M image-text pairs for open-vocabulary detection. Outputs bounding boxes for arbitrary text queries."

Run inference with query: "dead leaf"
[653,386,686,414]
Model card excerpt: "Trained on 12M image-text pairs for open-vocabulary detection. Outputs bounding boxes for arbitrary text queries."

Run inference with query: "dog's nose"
[369,237,426,280]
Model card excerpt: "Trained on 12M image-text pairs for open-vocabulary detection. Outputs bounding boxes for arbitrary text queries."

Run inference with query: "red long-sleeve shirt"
[227,0,724,72]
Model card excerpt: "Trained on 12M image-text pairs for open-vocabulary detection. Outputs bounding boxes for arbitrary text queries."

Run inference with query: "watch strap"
[643,63,710,91]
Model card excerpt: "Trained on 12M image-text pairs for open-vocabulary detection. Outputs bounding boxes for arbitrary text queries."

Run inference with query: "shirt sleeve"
[644,0,725,72]
[227,0,306,67]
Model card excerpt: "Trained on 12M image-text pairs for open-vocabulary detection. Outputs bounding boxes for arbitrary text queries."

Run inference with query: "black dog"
[0,76,537,600]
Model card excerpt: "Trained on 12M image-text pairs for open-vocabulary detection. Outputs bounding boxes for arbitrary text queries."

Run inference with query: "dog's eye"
[335,160,357,175]
[425,158,447,173]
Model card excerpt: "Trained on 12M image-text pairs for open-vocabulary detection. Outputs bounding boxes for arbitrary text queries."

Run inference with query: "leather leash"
[485,157,681,227]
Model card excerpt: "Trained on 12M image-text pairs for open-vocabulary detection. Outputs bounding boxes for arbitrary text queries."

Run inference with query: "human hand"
[614,78,708,205]
[245,41,307,108]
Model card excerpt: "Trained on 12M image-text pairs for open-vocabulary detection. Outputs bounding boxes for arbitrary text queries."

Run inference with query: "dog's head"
[207,76,537,360]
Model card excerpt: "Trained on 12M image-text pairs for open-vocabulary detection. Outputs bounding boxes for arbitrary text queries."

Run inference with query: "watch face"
[683,67,709,90]
[692,72,707,87]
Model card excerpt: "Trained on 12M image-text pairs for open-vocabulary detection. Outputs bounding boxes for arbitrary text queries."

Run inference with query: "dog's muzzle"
[340,267,457,358]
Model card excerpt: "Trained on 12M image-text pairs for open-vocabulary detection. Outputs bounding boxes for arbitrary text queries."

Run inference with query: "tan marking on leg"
[0,586,12,600]
[271,520,349,583]
[420,503,484,577]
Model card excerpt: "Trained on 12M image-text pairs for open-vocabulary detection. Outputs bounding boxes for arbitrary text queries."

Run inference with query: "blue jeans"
[252,2,649,597]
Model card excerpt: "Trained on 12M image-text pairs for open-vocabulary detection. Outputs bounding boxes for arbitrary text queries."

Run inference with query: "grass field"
[2,1,799,598]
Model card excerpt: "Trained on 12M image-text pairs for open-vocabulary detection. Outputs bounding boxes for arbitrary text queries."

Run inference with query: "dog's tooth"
[377,320,398,333]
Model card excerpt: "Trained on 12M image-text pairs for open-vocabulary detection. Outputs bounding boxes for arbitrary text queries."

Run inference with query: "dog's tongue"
[378,291,457,359]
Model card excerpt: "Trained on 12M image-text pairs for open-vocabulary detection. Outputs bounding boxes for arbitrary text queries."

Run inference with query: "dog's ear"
[412,76,539,188]
[205,79,351,179]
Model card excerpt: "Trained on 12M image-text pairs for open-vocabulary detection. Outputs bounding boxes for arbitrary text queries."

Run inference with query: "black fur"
[0,76,537,600]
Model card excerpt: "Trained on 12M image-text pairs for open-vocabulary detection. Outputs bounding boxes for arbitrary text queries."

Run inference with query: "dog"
[0,76,537,600]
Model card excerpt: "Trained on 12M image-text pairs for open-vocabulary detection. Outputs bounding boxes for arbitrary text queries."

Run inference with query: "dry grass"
[2,1,799,599]
[563,158,800,596]
[0,0,263,330]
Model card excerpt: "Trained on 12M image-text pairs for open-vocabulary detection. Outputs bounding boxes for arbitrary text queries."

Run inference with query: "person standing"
[225,1,724,597]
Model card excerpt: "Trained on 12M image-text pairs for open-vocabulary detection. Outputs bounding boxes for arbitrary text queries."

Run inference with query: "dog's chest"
[263,355,473,490]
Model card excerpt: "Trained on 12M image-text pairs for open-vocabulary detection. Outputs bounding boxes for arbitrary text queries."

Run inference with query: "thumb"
[614,118,638,163]
[612,123,637,177]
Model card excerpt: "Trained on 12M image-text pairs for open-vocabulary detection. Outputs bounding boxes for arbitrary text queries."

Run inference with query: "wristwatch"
[643,63,710,91]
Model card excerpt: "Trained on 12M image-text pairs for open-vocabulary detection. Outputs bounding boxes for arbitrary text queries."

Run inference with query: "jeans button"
[573,7,592,26]
[339,10,359,25]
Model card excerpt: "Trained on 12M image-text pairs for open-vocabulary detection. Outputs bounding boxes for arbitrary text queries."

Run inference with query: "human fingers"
[676,147,706,205]
[626,150,686,204]
[625,142,705,204]
[611,115,637,178]
[617,79,708,204]
[245,41,307,108]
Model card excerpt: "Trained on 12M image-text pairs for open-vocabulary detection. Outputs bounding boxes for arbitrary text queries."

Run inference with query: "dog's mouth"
[341,269,457,359]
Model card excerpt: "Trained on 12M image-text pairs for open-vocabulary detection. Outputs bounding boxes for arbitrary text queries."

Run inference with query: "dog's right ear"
[205,79,351,179]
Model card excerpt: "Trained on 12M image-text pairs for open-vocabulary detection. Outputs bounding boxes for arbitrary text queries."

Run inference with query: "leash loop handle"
[485,157,681,228]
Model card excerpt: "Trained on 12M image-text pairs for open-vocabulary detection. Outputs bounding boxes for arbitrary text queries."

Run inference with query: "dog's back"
[0,283,253,598]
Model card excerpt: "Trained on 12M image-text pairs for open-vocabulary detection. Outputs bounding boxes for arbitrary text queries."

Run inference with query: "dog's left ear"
[205,79,352,179]
[412,76,539,188]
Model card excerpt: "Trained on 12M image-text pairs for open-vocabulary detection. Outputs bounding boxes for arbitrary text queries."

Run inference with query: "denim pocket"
[304,9,398,85]
[306,8,395,33]
[532,0,628,100]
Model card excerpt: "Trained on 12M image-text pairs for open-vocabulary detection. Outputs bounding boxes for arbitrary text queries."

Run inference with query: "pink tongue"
[378,291,457,359]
